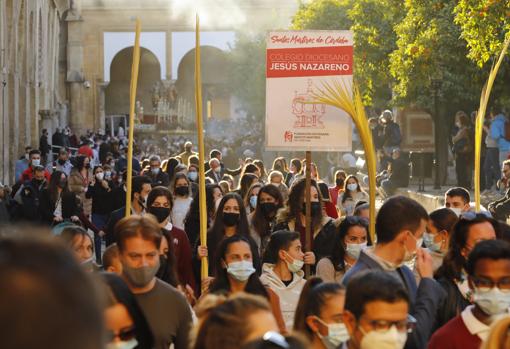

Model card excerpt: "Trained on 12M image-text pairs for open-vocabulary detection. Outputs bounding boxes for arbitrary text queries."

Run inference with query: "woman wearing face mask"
[235,173,260,202]
[196,193,261,279]
[422,208,458,272]
[316,217,371,283]
[275,178,334,263]
[337,175,368,217]
[101,273,154,349]
[187,164,199,196]
[434,213,499,328]
[209,235,286,333]
[245,182,263,214]
[185,184,223,248]
[39,170,81,225]
[171,173,193,230]
[329,170,347,210]
[146,186,196,292]
[68,155,93,216]
[260,230,307,329]
[59,225,98,272]
[86,165,114,263]
[249,184,284,257]
[294,277,349,349]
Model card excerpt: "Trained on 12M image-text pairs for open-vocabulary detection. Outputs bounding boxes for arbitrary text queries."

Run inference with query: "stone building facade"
[0,0,70,184]
[0,0,299,184]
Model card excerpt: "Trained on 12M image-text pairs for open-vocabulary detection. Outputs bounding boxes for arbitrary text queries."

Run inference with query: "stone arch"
[176,46,230,119]
[105,46,161,116]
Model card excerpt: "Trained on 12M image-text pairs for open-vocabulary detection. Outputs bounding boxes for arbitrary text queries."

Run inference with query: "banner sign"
[265,30,353,151]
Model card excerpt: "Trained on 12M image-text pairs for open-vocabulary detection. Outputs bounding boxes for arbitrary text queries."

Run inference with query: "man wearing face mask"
[342,270,411,349]
[143,155,170,187]
[15,146,32,181]
[12,166,47,221]
[47,148,73,176]
[115,215,192,349]
[205,158,222,184]
[342,196,446,349]
[20,149,50,182]
[445,187,471,217]
[429,240,510,349]
[105,176,152,246]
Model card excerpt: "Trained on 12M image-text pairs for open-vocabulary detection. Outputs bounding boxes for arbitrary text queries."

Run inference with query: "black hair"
[436,214,500,280]
[0,236,103,349]
[130,176,152,201]
[48,170,69,203]
[341,175,363,204]
[173,172,191,197]
[375,196,428,244]
[209,235,268,299]
[429,208,458,234]
[184,184,222,246]
[290,158,302,174]
[262,230,301,264]
[29,149,41,157]
[238,173,259,200]
[466,239,510,276]
[293,277,344,340]
[329,217,371,271]
[281,178,323,231]
[344,270,410,320]
[75,155,88,170]
[210,149,222,159]
[445,187,470,205]
[317,181,331,203]
[101,273,154,348]
[252,184,284,241]
[147,186,174,211]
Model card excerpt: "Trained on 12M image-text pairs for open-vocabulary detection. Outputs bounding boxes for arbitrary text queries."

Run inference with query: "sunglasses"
[106,326,137,342]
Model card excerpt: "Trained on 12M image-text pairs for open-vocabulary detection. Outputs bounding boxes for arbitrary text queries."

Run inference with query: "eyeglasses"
[262,331,289,348]
[473,277,510,292]
[459,211,492,221]
[106,326,137,342]
[362,314,416,333]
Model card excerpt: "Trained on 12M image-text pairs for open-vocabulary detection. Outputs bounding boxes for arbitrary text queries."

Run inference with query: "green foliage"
[389,0,485,110]
[454,0,510,67]
[291,0,352,30]
[225,33,267,120]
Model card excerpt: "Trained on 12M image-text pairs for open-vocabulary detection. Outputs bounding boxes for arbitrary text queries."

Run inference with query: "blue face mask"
[249,195,257,209]
[423,232,444,254]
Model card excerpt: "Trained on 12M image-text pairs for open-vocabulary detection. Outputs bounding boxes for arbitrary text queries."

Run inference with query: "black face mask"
[58,159,66,165]
[223,212,240,227]
[260,202,277,218]
[84,163,91,169]
[336,178,345,187]
[33,179,44,187]
[148,206,170,223]
[174,186,189,197]
[301,202,322,217]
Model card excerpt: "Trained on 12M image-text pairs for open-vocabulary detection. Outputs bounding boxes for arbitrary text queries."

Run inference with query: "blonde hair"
[481,316,510,349]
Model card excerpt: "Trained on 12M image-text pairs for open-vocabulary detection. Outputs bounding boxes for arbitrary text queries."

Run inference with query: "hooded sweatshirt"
[260,263,306,329]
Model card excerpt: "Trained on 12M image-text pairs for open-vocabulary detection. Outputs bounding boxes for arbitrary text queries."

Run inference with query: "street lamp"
[431,72,443,190]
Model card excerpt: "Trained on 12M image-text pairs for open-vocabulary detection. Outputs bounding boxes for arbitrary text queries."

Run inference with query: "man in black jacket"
[380,149,410,196]
[39,129,51,164]
[143,155,169,187]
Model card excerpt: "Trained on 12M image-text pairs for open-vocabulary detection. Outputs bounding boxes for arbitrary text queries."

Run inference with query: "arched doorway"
[105,46,161,116]
[176,46,230,120]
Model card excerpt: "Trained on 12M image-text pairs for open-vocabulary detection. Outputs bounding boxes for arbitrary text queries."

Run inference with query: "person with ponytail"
[293,277,349,349]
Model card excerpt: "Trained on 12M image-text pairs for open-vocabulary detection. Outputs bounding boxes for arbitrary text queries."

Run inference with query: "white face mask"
[105,338,138,349]
[473,287,510,317]
[226,260,255,282]
[249,195,258,209]
[316,318,350,348]
[360,325,407,349]
[96,172,104,181]
[345,242,367,260]
[31,159,40,167]
[403,233,423,263]
[284,252,304,273]
[449,207,462,217]
[347,183,358,192]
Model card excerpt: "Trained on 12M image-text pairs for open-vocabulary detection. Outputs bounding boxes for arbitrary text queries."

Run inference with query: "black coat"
[86,181,114,215]
[105,206,126,246]
[38,189,80,225]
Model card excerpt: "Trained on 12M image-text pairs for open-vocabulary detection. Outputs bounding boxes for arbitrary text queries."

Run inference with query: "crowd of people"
[2,118,510,349]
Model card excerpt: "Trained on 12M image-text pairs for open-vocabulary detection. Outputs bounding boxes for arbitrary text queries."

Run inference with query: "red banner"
[266,46,353,78]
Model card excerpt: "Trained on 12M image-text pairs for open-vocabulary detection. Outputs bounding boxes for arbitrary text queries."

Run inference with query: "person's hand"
[70,215,80,223]
[101,180,109,189]
[304,252,316,265]
[53,216,63,222]
[98,230,105,237]
[90,177,96,186]
[201,277,214,295]
[415,248,434,279]
[198,245,208,258]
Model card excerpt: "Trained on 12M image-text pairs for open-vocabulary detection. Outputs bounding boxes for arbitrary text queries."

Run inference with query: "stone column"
[97,80,109,133]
